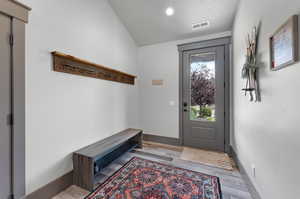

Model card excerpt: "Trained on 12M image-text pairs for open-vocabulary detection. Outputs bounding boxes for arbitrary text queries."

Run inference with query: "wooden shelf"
[51,51,136,85]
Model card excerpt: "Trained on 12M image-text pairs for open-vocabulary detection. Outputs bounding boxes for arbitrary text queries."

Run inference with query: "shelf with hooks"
[51,51,137,85]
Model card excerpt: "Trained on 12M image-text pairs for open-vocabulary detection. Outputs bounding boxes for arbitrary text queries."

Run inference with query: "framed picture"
[270,15,299,70]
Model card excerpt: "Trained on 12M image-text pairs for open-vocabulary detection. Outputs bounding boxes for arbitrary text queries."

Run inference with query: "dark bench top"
[74,128,142,159]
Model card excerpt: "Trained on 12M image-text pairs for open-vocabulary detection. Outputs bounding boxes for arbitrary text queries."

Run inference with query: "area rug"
[180,147,235,171]
[85,157,222,199]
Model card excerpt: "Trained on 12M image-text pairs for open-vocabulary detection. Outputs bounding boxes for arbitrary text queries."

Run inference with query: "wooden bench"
[73,128,143,191]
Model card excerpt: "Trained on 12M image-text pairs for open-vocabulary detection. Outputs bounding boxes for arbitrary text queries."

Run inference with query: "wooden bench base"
[73,129,143,191]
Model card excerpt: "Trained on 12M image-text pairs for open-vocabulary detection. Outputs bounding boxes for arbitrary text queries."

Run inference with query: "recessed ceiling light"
[166,7,174,16]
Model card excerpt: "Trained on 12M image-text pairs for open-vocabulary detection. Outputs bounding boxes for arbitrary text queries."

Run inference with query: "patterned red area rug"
[86,157,222,199]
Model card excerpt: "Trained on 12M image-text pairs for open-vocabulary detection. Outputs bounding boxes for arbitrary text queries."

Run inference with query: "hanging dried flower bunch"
[241,25,260,102]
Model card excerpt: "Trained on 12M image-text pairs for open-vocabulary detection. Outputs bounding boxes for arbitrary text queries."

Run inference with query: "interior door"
[182,46,225,151]
[0,14,12,199]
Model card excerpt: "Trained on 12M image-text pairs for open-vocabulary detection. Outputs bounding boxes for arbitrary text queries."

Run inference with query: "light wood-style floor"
[143,141,234,171]
[53,142,252,199]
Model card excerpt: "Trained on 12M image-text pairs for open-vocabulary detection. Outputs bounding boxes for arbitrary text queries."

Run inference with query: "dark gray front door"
[0,14,12,199]
[182,46,225,151]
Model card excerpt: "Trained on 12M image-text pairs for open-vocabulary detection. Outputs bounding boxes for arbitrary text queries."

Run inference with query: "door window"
[189,52,216,122]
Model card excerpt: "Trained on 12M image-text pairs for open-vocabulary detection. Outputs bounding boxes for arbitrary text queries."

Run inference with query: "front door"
[182,46,225,151]
[0,13,12,198]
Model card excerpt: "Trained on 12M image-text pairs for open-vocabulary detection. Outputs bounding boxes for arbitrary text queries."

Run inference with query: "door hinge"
[7,114,14,126]
[9,34,14,46]
[8,194,14,199]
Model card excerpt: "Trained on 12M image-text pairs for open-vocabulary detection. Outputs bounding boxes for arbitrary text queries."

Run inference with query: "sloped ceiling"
[108,0,239,46]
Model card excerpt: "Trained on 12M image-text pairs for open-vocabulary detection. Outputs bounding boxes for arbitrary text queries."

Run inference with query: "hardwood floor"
[53,143,253,199]
[52,186,88,199]
[142,141,234,171]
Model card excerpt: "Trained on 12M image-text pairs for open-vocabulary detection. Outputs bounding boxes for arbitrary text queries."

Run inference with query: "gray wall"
[232,0,300,198]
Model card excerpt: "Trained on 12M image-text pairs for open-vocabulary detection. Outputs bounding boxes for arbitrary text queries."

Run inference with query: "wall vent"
[192,20,210,30]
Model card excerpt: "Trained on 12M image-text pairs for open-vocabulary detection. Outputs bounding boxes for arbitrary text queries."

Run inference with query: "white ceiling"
[108,0,239,46]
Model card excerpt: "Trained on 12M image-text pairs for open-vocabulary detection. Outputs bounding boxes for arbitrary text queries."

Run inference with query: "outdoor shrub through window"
[190,52,216,122]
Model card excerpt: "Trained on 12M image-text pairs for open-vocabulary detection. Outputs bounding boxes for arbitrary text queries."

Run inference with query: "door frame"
[178,37,231,153]
[0,1,30,198]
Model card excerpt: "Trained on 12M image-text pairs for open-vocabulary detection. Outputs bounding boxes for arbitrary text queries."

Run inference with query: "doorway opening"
[178,37,231,152]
